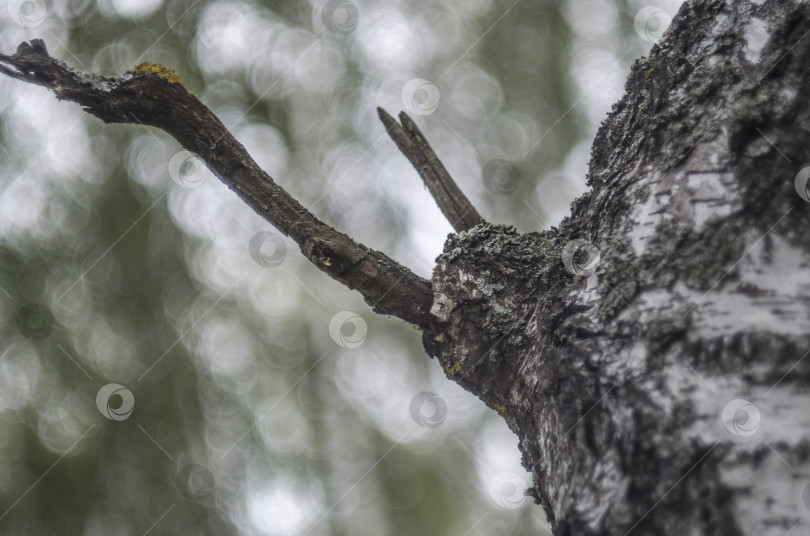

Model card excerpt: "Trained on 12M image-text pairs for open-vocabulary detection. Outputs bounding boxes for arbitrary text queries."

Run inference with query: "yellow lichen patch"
[493,403,507,417]
[443,361,462,375]
[134,62,182,84]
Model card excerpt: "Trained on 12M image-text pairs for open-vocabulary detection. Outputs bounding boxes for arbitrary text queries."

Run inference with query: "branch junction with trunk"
[3,0,810,532]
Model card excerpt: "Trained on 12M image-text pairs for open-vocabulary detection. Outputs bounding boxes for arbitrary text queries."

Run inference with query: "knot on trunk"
[427,223,573,396]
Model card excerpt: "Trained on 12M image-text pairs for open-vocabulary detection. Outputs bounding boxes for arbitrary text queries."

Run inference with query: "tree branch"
[0,39,435,328]
[377,108,484,232]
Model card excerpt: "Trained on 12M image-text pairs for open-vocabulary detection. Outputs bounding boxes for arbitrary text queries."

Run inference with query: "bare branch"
[378,108,484,233]
[0,40,435,328]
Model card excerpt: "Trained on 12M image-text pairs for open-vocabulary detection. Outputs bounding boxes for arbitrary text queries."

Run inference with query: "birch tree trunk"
[2,0,810,534]
[424,0,810,533]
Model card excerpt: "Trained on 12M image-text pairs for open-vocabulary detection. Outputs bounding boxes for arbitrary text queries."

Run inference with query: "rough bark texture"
[3,0,810,534]
[426,0,810,534]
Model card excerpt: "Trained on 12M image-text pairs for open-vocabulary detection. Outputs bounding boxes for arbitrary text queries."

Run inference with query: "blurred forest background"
[0,0,683,534]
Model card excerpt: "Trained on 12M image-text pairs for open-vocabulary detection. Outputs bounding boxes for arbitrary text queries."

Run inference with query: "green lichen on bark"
[685,0,725,18]
[645,309,692,368]
[596,233,639,319]
[430,223,568,369]
[642,217,742,288]
[597,217,742,318]
[730,78,799,159]
[591,0,759,173]
[653,58,742,170]
[133,62,182,84]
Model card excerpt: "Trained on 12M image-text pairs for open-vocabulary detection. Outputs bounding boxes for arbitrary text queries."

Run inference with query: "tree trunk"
[423,0,810,534]
[3,0,810,534]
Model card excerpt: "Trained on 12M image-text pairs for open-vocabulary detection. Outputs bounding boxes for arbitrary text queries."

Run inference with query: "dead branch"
[377,108,484,232]
[0,39,435,328]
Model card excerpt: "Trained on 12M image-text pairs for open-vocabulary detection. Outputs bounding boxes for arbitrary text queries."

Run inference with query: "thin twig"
[378,108,484,232]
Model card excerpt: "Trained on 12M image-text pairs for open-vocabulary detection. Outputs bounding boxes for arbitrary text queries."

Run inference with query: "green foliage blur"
[0,0,675,534]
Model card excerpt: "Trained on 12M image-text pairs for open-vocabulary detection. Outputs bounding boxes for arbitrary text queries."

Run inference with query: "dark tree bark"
[426,1,810,534]
[3,0,810,534]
